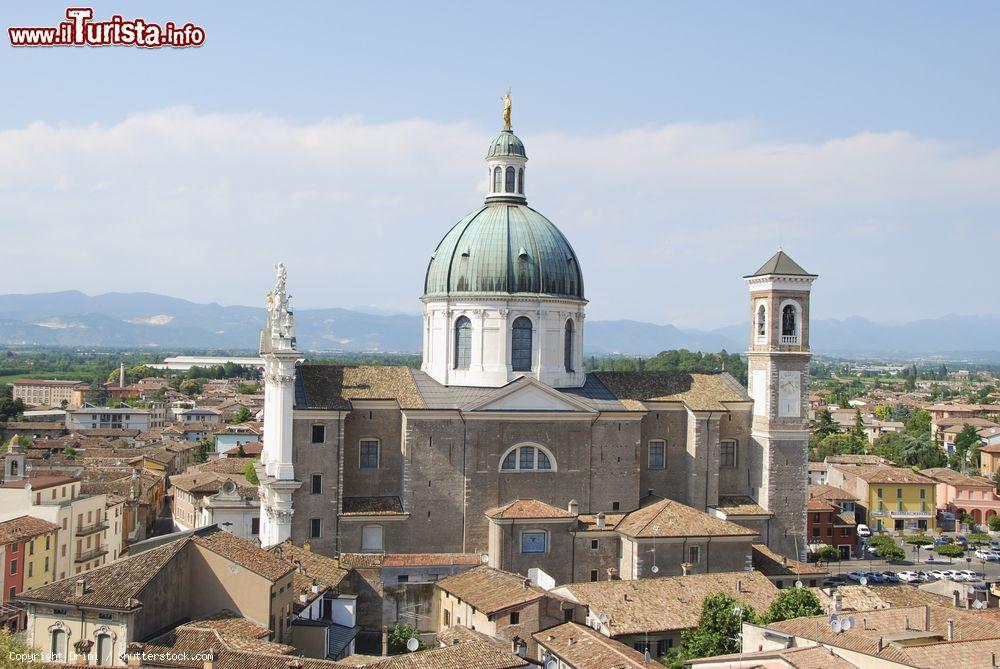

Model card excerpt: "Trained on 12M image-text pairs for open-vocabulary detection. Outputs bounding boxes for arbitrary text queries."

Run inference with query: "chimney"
[925,605,931,631]
[947,619,954,641]
[120,363,126,388]
[781,556,788,567]
[903,615,909,631]
[596,512,606,529]
[834,594,843,612]
[75,578,86,597]
[294,559,301,573]
[303,541,312,552]
[568,499,579,515]
[311,580,320,594]
[381,625,389,656]
[299,594,307,603]
[877,637,884,652]
[736,579,743,593]
[862,618,869,631]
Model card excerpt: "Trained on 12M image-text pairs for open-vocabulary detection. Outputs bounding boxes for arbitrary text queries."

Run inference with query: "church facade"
[255,110,816,579]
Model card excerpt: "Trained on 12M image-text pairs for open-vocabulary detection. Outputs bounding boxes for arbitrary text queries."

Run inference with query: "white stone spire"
[257,262,302,548]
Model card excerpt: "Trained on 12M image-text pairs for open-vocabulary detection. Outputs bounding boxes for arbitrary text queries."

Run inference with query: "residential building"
[807,485,858,558]
[9,379,83,409]
[254,112,816,566]
[65,406,151,432]
[920,467,1000,528]
[0,516,58,630]
[826,465,936,533]
[751,544,828,589]
[0,475,113,579]
[939,419,997,454]
[170,471,259,541]
[435,566,578,657]
[176,407,223,426]
[552,570,779,657]
[533,622,660,668]
[17,526,296,666]
[214,422,263,456]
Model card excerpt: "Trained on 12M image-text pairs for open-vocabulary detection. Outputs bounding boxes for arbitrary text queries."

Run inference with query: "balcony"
[76,521,108,537]
[74,547,108,564]
[780,335,799,345]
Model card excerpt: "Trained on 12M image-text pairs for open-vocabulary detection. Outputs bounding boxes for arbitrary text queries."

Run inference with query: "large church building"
[255,110,817,583]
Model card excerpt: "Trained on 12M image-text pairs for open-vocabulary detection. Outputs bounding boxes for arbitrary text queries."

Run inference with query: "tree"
[762,588,824,624]
[814,545,839,563]
[875,543,905,562]
[232,406,253,424]
[244,461,259,485]
[811,433,865,461]
[677,593,757,661]
[852,409,867,442]
[813,408,839,440]
[874,405,892,421]
[905,410,932,439]
[989,514,1000,532]
[967,532,990,546]
[387,622,425,654]
[903,534,933,547]
[0,397,26,422]
[179,379,202,396]
[0,627,42,668]
[950,424,983,473]
[63,446,80,460]
[936,543,965,559]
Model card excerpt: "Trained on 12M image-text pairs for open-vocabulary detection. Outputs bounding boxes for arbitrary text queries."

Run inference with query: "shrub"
[936,543,966,558]
[903,534,933,546]
[244,461,259,485]
[967,532,990,546]
[989,515,1000,532]
[876,544,905,562]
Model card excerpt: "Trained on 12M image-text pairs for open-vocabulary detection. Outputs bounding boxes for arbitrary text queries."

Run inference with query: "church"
[254,103,817,583]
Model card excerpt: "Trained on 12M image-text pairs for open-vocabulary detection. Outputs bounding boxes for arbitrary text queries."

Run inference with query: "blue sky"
[1,2,998,327]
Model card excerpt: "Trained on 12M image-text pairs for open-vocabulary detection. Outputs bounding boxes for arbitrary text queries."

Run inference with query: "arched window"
[454,316,472,370]
[781,304,797,338]
[493,166,502,192]
[50,630,67,661]
[96,635,113,666]
[564,320,574,372]
[500,444,556,471]
[505,166,516,193]
[511,317,533,371]
[517,168,524,194]
[756,304,767,339]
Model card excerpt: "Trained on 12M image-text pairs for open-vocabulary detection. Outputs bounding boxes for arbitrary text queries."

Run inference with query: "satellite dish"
[545,660,558,669]
[598,613,610,624]
[974,599,985,609]
[405,638,419,653]
[859,577,868,586]
[831,619,843,633]
[843,617,855,631]
[795,580,804,589]
[651,565,660,574]
[645,650,652,661]
[480,554,489,564]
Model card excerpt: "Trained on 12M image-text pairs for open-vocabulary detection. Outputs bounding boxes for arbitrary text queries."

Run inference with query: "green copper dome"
[487,129,526,158]
[423,203,584,300]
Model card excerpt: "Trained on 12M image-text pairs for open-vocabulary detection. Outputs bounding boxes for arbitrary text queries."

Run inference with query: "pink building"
[920,467,1000,527]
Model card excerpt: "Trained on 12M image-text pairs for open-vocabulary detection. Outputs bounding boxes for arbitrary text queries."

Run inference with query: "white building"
[65,406,151,432]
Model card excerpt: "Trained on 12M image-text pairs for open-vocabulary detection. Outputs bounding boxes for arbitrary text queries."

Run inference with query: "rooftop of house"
[714,495,772,517]
[830,464,935,485]
[615,497,757,539]
[533,621,659,668]
[806,498,840,512]
[919,467,994,487]
[808,484,858,502]
[824,454,896,466]
[191,527,293,582]
[0,515,58,544]
[435,624,509,651]
[435,566,554,616]
[686,645,858,669]
[0,474,78,490]
[194,456,258,475]
[485,498,576,520]
[223,442,263,456]
[360,639,528,669]
[752,544,828,577]
[556,570,779,636]
[141,612,294,665]
[267,541,350,609]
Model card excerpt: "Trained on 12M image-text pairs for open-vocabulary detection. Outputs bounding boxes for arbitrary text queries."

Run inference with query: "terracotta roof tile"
[382,553,481,567]
[616,498,757,538]
[192,527,293,582]
[341,496,404,516]
[533,622,658,668]
[361,640,527,669]
[338,553,384,569]
[593,371,749,411]
[485,499,575,520]
[0,515,58,544]
[436,566,551,615]
[558,571,779,635]
[715,495,772,517]
[297,365,425,410]
[831,464,935,484]
[752,544,828,577]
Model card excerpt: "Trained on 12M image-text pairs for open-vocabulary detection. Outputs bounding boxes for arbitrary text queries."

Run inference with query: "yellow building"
[827,465,936,534]
[22,521,58,592]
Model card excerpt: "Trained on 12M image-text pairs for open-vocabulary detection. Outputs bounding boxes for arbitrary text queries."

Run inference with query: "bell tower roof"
[745,250,816,278]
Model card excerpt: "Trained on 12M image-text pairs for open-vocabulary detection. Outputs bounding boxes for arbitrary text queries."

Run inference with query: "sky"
[1,1,998,328]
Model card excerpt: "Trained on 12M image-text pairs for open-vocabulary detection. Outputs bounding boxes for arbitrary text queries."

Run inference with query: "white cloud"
[0,108,997,328]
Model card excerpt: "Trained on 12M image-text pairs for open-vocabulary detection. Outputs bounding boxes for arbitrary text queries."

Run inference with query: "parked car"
[857,524,872,538]
[927,570,945,579]
[989,541,1000,551]
[823,576,849,586]
[934,536,954,547]
[959,570,983,580]
[940,570,961,580]
[897,571,921,583]
[881,571,900,582]
[974,549,993,560]
[955,536,969,547]
[847,571,865,582]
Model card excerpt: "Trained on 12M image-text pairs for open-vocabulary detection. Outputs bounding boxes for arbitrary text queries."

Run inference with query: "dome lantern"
[486,92,528,204]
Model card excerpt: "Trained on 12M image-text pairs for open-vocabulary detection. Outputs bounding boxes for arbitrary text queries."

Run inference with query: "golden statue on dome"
[501,90,512,130]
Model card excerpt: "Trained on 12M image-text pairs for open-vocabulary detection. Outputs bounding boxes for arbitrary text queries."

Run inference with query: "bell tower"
[745,251,817,559]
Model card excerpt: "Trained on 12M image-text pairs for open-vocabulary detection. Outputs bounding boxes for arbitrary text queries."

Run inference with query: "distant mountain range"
[0,291,997,359]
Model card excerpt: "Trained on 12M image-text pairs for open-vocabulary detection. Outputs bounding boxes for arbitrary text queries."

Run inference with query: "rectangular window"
[311,425,325,444]
[397,575,409,584]
[590,570,599,582]
[812,527,819,537]
[8,587,15,600]
[611,501,620,511]
[309,518,322,539]
[28,563,33,577]
[360,440,379,468]
[648,440,666,469]
[251,518,260,535]
[920,489,926,499]
[509,611,520,625]
[521,531,546,554]
[590,539,599,550]
[362,525,384,552]
[877,488,883,498]
[9,560,16,575]
[689,546,701,564]
[720,440,737,468]
[311,474,323,495]
[896,488,903,499]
